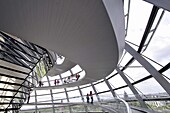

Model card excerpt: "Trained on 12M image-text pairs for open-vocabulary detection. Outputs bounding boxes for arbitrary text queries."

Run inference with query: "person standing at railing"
[67,76,71,83]
[57,79,60,85]
[54,79,57,86]
[54,79,60,85]
[39,81,43,87]
[86,93,89,103]
[89,91,93,104]
[27,88,32,104]
[91,95,93,104]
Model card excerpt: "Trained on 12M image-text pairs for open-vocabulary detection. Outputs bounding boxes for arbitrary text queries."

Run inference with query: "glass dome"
[0,0,170,113]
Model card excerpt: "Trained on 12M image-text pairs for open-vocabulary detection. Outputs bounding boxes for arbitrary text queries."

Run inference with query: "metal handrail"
[117,98,132,113]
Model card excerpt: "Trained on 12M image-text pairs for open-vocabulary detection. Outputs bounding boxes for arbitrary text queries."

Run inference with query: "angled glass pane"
[108,74,127,88]
[134,78,166,94]
[94,81,109,93]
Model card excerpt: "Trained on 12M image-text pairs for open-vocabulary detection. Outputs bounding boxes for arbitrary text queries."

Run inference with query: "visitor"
[76,74,80,81]
[27,88,32,103]
[57,79,60,85]
[90,91,92,96]
[86,93,89,103]
[90,95,93,104]
[54,79,57,86]
[89,91,93,104]
[67,76,71,83]
[39,81,43,87]
[64,79,67,84]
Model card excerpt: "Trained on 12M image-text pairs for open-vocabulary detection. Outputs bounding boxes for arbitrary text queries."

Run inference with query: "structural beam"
[34,90,38,113]
[144,0,170,11]
[125,43,170,95]
[59,74,72,113]
[116,68,148,108]
[46,75,55,113]
[138,6,159,53]
[104,78,117,97]
[70,70,88,113]
[78,86,88,113]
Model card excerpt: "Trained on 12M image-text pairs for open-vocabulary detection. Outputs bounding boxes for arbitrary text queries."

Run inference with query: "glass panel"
[162,69,170,83]
[69,97,82,102]
[115,87,133,98]
[29,96,35,103]
[48,75,60,81]
[119,52,133,67]
[52,88,65,93]
[134,78,166,94]
[20,105,36,111]
[53,92,66,101]
[142,11,170,66]
[80,86,94,96]
[36,90,51,95]
[71,65,82,74]
[108,74,127,88]
[61,70,71,78]
[142,56,163,70]
[80,86,98,102]
[94,81,109,92]
[150,9,164,30]
[66,86,78,91]
[123,60,150,82]
[0,83,5,88]
[126,0,153,45]
[67,90,80,98]
[98,92,113,100]
[37,94,52,102]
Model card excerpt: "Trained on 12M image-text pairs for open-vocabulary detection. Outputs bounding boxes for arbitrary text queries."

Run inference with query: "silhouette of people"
[76,74,80,81]
[90,91,92,95]
[57,80,60,85]
[39,81,43,87]
[27,88,32,104]
[67,76,71,83]
[86,93,89,103]
[90,95,93,104]
[64,79,67,84]
[54,79,57,86]
[89,91,93,104]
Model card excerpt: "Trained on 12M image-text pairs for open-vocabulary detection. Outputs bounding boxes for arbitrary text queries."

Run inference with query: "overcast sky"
[122,0,170,95]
